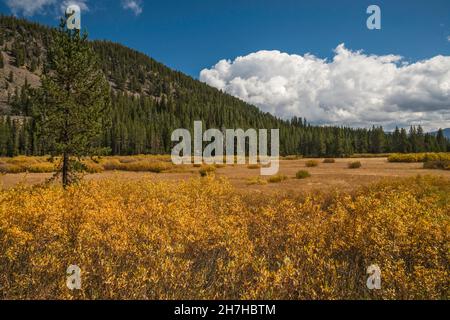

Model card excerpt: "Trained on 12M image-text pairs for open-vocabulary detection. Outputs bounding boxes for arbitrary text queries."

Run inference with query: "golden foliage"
[246,176,268,185]
[199,165,216,177]
[267,174,288,183]
[388,153,450,163]
[0,156,175,174]
[0,176,448,299]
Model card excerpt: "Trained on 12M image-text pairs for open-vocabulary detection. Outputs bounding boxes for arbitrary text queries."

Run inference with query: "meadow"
[0,155,449,299]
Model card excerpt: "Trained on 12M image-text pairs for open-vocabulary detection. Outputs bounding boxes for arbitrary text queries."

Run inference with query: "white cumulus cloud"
[5,0,89,16]
[122,0,142,16]
[5,0,56,16]
[60,0,89,13]
[200,44,450,130]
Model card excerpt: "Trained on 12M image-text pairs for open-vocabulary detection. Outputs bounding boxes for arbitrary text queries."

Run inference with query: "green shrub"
[348,161,362,169]
[305,160,319,167]
[295,170,311,179]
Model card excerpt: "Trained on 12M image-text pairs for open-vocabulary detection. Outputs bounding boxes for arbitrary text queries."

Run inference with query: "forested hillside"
[0,15,448,157]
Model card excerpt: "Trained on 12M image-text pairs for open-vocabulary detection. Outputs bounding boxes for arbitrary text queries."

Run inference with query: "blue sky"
[1,0,449,130]
[1,0,449,77]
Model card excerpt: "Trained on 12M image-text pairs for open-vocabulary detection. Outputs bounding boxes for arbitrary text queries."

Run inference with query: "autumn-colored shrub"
[0,176,448,299]
[246,176,268,185]
[118,157,139,164]
[348,161,362,169]
[295,170,311,179]
[350,153,391,158]
[268,174,288,183]
[0,163,25,173]
[423,160,450,171]
[102,159,123,171]
[388,153,450,163]
[247,164,261,169]
[323,158,336,163]
[123,161,171,173]
[101,159,171,173]
[199,165,216,177]
[82,161,104,174]
[305,160,319,167]
[25,162,57,173]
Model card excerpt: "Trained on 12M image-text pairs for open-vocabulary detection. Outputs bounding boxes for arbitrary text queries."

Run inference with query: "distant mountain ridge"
[430,128,450,139]
[0,14,448,157]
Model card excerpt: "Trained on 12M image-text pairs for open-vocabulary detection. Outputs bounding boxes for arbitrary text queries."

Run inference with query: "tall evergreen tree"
[32,21,110,187]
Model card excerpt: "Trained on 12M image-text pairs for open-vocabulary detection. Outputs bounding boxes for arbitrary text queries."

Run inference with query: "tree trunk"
[62,152,69,188]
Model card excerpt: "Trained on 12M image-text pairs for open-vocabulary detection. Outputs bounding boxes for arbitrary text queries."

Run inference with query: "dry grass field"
[0,155,449,299]
[2,157,450,194]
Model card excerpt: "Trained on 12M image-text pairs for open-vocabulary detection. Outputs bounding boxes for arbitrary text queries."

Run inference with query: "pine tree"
[436,129,447,152]
[32,21,110,187]
[0,52,4,69]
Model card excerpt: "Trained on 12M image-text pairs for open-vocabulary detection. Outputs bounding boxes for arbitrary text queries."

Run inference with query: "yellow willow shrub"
[0,177,253,299]
[243,176,449,300]
[25,162,57,173]
[0,176,448,300]
[388,153,450,163]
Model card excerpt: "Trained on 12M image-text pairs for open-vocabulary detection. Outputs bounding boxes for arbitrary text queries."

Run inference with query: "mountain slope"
[430,128,450,139]
[0,14,448,157]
